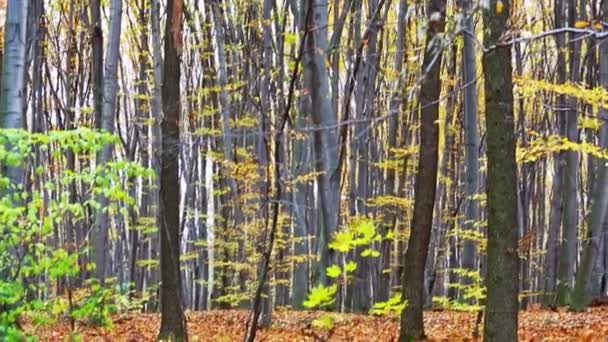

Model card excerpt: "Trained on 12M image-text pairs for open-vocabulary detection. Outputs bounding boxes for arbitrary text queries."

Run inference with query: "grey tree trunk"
[571,3,608,309]
[0,0,28,201]
[145,0,163,312]
[482,0,519,339]
[352,0,382,312]
[290,0,311,310]
[460,0,480,288]
[304,0,340,286]
[0,0,28,130]
[259,0,273,327]
[544,0,566,306]
[556,0,583,306]
[381,0,408,302]
[94,0,122,282]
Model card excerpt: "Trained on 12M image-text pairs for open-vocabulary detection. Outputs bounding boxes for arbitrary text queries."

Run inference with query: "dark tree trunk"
[90,0,103,129]
[399,0,445,339]
[158,0,188,339]
[482,0,519,339]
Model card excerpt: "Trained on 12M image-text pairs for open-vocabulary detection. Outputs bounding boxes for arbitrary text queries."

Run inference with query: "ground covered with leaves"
[26,306,608,341]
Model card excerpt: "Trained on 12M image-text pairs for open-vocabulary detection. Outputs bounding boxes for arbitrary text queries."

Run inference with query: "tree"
[0,0,27,129]
[556,0,584,306]
[158,0,188,339]
[0,0,28,194]
[399,0,445,339]
[544,0,566,306]
[382,0,409,302]
[303,0,340,286]
[94,0,122,283]
[89,0,103,129]
[571,0,608,310]
[482,0,519,339]
[461,0,480,289]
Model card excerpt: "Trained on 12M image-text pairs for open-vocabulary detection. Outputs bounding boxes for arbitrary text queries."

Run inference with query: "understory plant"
[0,129,152,340]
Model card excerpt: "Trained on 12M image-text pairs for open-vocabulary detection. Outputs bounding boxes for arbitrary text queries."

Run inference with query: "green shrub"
[0,128,152,339]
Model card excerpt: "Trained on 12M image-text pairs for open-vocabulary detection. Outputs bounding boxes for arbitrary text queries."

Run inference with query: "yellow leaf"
[496,0,504,14]
[593,20,604,30]
[574,20,590,28]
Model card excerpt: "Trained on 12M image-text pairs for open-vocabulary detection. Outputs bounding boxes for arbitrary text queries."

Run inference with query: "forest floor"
[26,306,608,341]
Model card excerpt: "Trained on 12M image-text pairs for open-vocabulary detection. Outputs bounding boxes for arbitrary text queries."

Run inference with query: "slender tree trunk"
[571,2,608,309]
[544,0,566,306]
[90,0,103,129]
[461,0,480,288]
[94,0,122,282]
[399,0,445,339]
[381,0,408,302]
[556,0,583,306]
[0,0,28,129]
[158,0,188,339]
[304,0,339,287]
[145,0,163,312]
[259,0,273,327]
[0,0,28,202]
[482,0,519,339]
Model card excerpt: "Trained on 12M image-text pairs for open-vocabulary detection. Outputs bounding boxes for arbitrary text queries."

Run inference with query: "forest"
[1,0,608,340]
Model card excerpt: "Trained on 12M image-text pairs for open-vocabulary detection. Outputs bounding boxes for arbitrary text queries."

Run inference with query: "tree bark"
[556,0,583,306]
[304,0,340,287]
[90,0,103,129]
[399,0,445,338]
[482,0,519,339]
[571,0,608,309]
[461,0,480,289]
[94,0,122,282]
[0,0,28,129]
[158,0,188,339]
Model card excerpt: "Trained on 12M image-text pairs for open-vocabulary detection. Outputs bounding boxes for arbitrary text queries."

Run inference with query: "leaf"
[496,0,504,14]
[329,231,353,253]
[326,265,342,278]
[312,314,335,329]
[361,248,381,258]
[578,117,603,131]
[574,20,590,28]
[593,20,604,30]
[370,293,407,315]
[303,284,337,309]
[283,32,298,45]
[344,261,358,273]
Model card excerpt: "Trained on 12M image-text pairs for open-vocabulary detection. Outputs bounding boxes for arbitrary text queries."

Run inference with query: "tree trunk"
[158,0,188,339]
[90,0,103,129]
[94,0,122,282]
[556,0,583,306]
[461,0,480,288]
[0,0,27,129]
[544,0,566,306]
[399,0,445,338]
[380,0,408,303]
[482,0,519,339]
[304,0,340,287]
[571,0,608,309]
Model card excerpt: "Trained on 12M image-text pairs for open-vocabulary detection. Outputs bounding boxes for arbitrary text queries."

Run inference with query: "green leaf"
[312,314,335,329]
[303,284,337,309]
[326,265,342,278]
[370,293,407,316]
[344,261,358,273]
[361,248,380,258]
[328,231,353,253]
